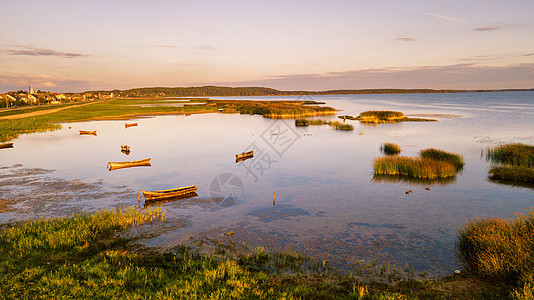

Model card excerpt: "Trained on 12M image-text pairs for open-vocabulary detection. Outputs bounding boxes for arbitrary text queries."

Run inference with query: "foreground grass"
[458,209,534,299]
[0,208,512,299]
[0,98,337,142]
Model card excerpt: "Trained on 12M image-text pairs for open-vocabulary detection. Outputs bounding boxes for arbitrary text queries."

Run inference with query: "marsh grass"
[380,142,402,155]
[488,166,534,183]
[295,118,327,126]
[486,143,534,168]
[328,121,354,131]
[0,98,337,142]
[356,110,437,123]
[420,148,465,170]
[373,156,458,179]
[458,209,534,298]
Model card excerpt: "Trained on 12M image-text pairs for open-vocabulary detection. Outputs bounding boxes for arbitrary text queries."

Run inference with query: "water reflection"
[372,174,457,186]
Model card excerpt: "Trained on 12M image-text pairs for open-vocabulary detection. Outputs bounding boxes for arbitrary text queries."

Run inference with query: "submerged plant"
[380,142,402,155]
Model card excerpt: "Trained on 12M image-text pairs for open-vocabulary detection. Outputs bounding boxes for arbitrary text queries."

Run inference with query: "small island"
[340,110,437,123]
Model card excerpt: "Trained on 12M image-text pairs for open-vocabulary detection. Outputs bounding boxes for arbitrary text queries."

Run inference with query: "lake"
[1,91,534,276]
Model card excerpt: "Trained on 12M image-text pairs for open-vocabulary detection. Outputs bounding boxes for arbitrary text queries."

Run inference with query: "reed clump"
[380,142,402,155]
[420,148,464,170]
[328,121,354,131]
[373,156,457,179]
[295,118,327,126]
[355,110,437,123]
[488,166,534,183]
[486,143,534,168]
[457,210,534,297]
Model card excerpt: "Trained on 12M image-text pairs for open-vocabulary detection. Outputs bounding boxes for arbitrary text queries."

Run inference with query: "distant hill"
[87,86,534,97]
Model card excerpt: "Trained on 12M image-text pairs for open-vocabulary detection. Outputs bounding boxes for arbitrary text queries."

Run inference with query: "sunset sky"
[1,0,533,92]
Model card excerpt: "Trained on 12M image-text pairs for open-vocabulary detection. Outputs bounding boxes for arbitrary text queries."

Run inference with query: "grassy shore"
[0,208,514,299]
[0,98,337,142]
[458,209,534,299]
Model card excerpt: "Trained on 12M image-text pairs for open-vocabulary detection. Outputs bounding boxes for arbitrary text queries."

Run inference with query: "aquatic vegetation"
[353,110,437,123]
[486,143,534,168]
[373,156,458,179]
[420,148,465,170]
[488,166,534,183]
[458,209,534,298]
[380,142,402,155]
[328,121,354,131]
[294,118,327,126]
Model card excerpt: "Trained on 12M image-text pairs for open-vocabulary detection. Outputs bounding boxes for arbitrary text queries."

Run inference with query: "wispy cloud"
[396,37,416,42]
[421,11,466,25]
[222,63,534,90]
[524,53,534,57]
[4,46,88,58]
[473,25,506,31]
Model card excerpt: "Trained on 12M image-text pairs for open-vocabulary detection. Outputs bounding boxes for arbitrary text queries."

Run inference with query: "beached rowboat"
[0,142,14,149]
[79,130,97,136]
[125,123,138,128]
[140,185,198,203]
[236,150,254,160]
[107,158,151,171]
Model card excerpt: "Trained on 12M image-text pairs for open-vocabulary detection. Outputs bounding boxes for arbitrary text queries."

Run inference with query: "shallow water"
[1,91,534,276]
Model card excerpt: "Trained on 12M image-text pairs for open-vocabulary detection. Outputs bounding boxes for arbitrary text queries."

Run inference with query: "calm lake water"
[2,91,534,276]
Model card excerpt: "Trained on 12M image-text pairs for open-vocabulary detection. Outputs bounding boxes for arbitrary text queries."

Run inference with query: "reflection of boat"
[107,158,151,171]
[0,142,14,149]
[372,174,456,186]
[236,150,254,160]
[79,130,97,136]
[140,185,198,203]
[125,123,138,128]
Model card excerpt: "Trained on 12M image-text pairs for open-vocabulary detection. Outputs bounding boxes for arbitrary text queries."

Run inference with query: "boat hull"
[108,158,151,171]
[0,142,14,149]
[235,150,254,160]
[141,185,198,203]
[125,123,138,128]
[79,130,97,136]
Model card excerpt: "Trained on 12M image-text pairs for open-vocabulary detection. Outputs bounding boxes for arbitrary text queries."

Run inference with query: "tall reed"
[373,156,457,179]
[380,142,401,155]
[486,143,534,168]
[420,148,464,170]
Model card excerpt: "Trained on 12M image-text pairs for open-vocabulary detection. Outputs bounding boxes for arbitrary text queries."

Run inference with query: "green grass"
[0,207,515,299]
[488,166,534,183]
[486,143,534,168]
[420,148,465,170]
[458,209,534,298]
[380,142,402,155]
[0,98,338,142]
[373,156,458,179]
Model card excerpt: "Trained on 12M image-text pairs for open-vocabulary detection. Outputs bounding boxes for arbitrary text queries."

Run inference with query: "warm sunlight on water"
[1,91,534,276]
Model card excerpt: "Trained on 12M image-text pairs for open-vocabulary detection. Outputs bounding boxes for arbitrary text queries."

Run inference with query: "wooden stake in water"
[273,191,276,206]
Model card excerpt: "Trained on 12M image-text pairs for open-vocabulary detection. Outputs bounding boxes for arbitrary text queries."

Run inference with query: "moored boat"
[79,130,97,136]
[235,150,254,160]
[107,158,151,171]
[125,123,138,128]
[0,142,14,149]
[140,185,198,203]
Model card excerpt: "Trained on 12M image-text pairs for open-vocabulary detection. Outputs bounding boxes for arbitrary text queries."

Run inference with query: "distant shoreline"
[87,86,534,98]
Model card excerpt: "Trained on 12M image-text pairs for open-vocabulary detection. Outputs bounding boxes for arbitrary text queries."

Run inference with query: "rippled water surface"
[2,91,534,276]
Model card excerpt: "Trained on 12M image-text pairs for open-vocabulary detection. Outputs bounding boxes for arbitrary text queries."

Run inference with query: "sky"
[1,0,533,92]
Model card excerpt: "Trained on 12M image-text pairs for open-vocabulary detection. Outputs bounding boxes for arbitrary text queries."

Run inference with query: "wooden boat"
[235,150,254,160]
[140,185,198,203]
[121,145,130,151]
[0,142,14,149]
[125,123,138,128]
[79,130,97,136]
[107,158,151,171]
